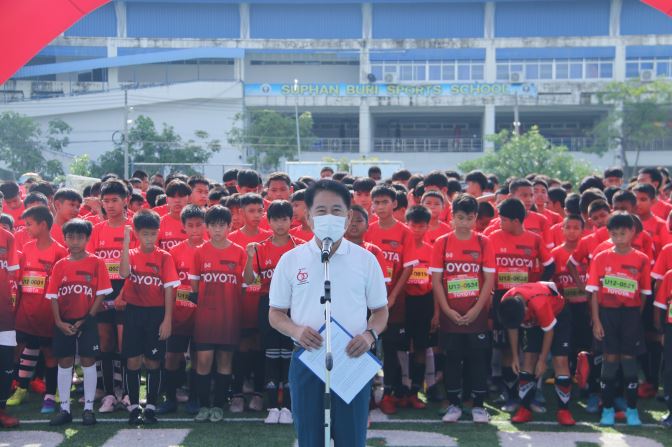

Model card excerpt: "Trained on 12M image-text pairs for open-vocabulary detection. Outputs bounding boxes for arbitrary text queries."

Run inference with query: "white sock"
[58,366,73,413]
[397,351,411,389]
[425,348,436,388]
[83,365,97,411]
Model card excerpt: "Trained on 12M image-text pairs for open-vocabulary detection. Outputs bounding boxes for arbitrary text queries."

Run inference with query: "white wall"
[244,62,359,84]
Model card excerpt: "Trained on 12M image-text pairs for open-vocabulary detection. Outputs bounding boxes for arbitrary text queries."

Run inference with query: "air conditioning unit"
[384,72,398,84]
[640,69,655,82]
[509,70,525,83]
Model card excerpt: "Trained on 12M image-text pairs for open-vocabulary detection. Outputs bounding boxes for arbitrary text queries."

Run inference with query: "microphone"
[321,238,333,263]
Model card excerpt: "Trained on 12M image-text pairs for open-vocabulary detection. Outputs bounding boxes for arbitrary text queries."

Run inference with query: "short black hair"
[180,204,205,225]
[465,170,488,191]
[612,189,636,207]
[28,181,54,198]
[130,192,145,205]
[447,179,463,195]
[392,169,412,182]
[0,213,14,231]
[165,173,188,185]
[331,171,348,182]
[564,214,585,227]
[424,171,449,190]
[304,179,351,210]
[187,175,210,189]
[205,205,232,226]
[509,178,533,194]
[587,199,610,216]
[499,295,525,329]
[565,193,581,215]
[267,172,292,187]
[405,205,431,224]
[297,176,315,188]
[352,177,376,193]
[240,193,264,208]
[370,185,397,202]
[221,194,241,210]
[0,182,20,200]
[421,190,445,204]
[639,167,664,187]
[548,187,567,207]
[407,174,424,192]
[579,188,607,215]
[24,192,49,208]
[267,200,293,220]
[394,190,408,210]
[101,179,129,199]
[498,198,526,223]
[54,188,83,204]
[208,188,227,203]
[146,186,164,207]
[155,194,167,206]
[237,169,261,189]
[351,204,369,223]
[132,170,148,180]
[607,211,635,231]
[368,166,381,177]
[62,218,93,237]
[445,170,462,181]
[223,168,239,183]
[165,180,192,198]
[101,173,119,183]
[478,201,495,219]
[320,166,334,175]
[579,175,605,193]
[22,205,53,230]
[532,178,549,190]
[603,186,621,206]
[604,167,623,179]
[129,177,142,186]
[290,190,305,203]
[133,209,160,231]
[633,182,657,199]
[452,193,478,215]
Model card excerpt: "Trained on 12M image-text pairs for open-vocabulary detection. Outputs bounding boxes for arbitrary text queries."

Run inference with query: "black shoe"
[662,413,672,428]
[143,408,158,425]
[82,409,97,426]
[49,409,72,426]
[128,407,143,426]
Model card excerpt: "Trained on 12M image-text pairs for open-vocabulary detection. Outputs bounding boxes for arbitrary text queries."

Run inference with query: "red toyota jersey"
[590,231,654,266]
[542,208,563,226]
[439,203,452,224]
[16,240,68,337]
[229,228,273,248]
[586,248,652,308]
[50,222,65,248]
[46,255,112,320]
[152,204,169,217]
[424,221,451,245]
[364,220,418,286]
[485,211,553,249]
[489,229,553,291]
[550,222,564,247]
[569,227,610,267]
[652,243,672,281]
[87,219,137,280]
[169,240,200,336]
[654,270,672,324]
[405,240,433,297]
[652,199,672,221]
[361,241,388,283]
[430,231,496,333]
[84,213,102,226]
[251,236,303,295]
[639,213,670,255]
[552,245,588,304]
[501,282,565,331]
[189,241,246,346]
[289,225,313,243]
[14,228,31,251]
[0,228,19,331]
[122,247,180,307]
[3,203,25,232]
[158,214,187,251]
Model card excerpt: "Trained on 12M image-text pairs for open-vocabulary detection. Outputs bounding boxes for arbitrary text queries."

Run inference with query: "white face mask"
[312,214,347,242]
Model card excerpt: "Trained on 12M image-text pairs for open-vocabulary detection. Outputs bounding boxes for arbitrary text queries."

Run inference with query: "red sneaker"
[0,409,19,428]
[615,410,626,422]
[511,406,533,424]
[575,351,590,390]
[379,395,398,415]
[557,409,576,426]
[29,378,46,395]
[396,395,409,408]
[637,382,656,399]
[10,379,17,393]
[407,395,427,410]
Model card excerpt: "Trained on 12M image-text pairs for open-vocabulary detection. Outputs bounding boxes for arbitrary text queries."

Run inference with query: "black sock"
[625,378,639,409]
[473,390,486,408]
[126,368,141,406]
[589,354,602,394]
[253,351,265,393]
[101,355,115,396]
[45,366,57,396]
[189,368,198,402]
[213,373,232,408]
[601,377,615,409]
[502,366,518,402]
[164,369,178,403]
[146,369,161,407]
[232,352,244,395]
[280,353,292,409]
[0,346,13,409]
[518,371,536,409]
[411,359,424,393]
[197,373,211,407]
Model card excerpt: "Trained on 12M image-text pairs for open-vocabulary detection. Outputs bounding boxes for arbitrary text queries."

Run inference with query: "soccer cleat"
[49,409,72,426]
[176,388,189,403]
[143,408,158,425]
[637,382,657,399]
[194,407,211,423]
[661,413,672,428]
[209,407,224,423]
[530,400,547,414]
[625,408,642,426]
[426,383,447,402]
[396,395,409,408]
[471,407,490,423]
[248,394,264,412]
[82,410,97,426]
[41,397,57,414]
[30,378,46,395]
[407,394,427,410]
[229,396,245,413]
[98,395,117,413]
[279,407,293,425]
[511,406,533,424]
[441,405,463,423]
[379,395,398,415]
[156,400,178,415]
[185,400,200,415]
[264,408,280,424]
[0,409,19,428]
[585,394,600,414]
[556,409,576,426]
[6,387,28,407]
[500,399,519,413]
[600,407,615,426]
[575,351,590,390]
[128,407,143,425]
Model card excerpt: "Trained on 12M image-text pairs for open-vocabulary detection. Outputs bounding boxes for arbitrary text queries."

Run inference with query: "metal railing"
[545,136,596,152]
[373,137,482,153]
[304,137,359,153]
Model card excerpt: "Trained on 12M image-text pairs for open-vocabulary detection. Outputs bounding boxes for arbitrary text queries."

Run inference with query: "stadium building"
[2,0,672,176]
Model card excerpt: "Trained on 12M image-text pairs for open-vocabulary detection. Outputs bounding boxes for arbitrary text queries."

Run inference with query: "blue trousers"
[289,351,372,447]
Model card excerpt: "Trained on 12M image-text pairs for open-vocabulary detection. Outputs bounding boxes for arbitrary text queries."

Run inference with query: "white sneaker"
[176,388,189,403]
[118,395,131,412]
[279,407,293,424]
[98,395,117,413]
[442,405,463,423]
[264,408,280,424]
[248,395,264,412]
[472,407,490,423]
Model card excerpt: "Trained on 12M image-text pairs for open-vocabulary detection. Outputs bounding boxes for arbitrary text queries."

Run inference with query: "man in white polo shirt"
[269,179,388,447]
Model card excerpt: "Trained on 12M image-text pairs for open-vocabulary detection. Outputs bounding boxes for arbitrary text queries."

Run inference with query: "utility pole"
[123,88,129,179]
[294,79,301,160]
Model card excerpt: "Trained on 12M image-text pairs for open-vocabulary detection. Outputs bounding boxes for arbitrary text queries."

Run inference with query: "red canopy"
[643,0,672,16]
[0,0,110,84]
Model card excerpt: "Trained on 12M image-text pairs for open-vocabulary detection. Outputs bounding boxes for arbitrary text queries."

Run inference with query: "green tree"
[228,109,315,170]
[459,126,594,187]
[69,154,93,177]
[591,80,672,173]
[46,118,72,152]
[92,115,222,178]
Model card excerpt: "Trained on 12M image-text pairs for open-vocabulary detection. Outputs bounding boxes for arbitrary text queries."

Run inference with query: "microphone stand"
[320,238,333,447]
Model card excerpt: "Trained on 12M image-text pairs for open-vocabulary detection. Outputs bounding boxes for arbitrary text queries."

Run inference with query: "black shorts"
[439,331,491,353]
[258,294,293,350]
[642,295,657,334]
[121,304,166,360]
[522,305,571,357]
[382,323,409,351]
[97,280,124,324]
[598,307,646,356]
[53,317,100,358]
[16,331,52,349]
[192,343,237,352]
[492,290,510,348]
[405,293,434,351]
[166,335,191,354]
[568,302,592,354]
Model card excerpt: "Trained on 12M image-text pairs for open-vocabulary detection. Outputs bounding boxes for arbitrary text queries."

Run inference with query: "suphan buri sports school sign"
[245,82,537,97]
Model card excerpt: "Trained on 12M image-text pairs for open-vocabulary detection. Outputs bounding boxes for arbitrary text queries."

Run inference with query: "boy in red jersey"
[0,182,26,231]
[633,183,670,254]
[159,205,206,415]
[345,205,387,274]
[421,191,451,244]
[51,189,83,247]
[120,209,180,425]
[47,219,112,427]
[567,199,611,279]
[13,192,50,250]
[189,205,246,423]
[158,180,192,251]
[221,195,244,231]
[430,194,495,423]
[289,190,313,241]
[654,269,672,427]
[424,171,453,224]
[489,198,554,411]
[352,178,375,214]
[365,185,418,414]
[10,206,68,413]
[586,212,651,427]
[533,178,562,226]
[638,167,672,220]
[0,216,19,427]
[244,200,303,425]
[188,176,210,208]
[498,281,575,426]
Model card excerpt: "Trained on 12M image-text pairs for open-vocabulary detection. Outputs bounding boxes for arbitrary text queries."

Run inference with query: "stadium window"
[657,61,670,77]
[525,63,539,80]
[371,65,383,80]
[457,63,471,80]
[471,64,484,80]
[539,63,553,79]
[414,64,426,81]
[442,64,455,80]
[556,61,569,79]
[428,64,441,80]
[600,62,613,79]
[585,60,599,79]
[496,64,509,81]
[626,62,639,78]
[400,64,413,81]
[569,61,583,79]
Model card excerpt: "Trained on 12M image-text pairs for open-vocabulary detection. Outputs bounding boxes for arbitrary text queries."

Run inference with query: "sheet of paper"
[298,319,382,404]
